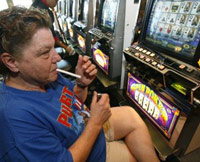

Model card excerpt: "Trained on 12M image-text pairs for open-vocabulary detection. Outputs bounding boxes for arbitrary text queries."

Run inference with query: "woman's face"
[15,28,61,86]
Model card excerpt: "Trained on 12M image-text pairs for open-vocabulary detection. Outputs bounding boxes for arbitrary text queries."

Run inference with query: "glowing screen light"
[145,0,200,60]
[93,48,109,75]
[67,19,74,38]
[126,73,180,139]
[69,28,74,38]
[77,34,86,52]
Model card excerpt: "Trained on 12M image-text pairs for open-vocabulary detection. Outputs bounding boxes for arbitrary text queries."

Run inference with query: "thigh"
[106,140,130,162]
[109,106,145,140]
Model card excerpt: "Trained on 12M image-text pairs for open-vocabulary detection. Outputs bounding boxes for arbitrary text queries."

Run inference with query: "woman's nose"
[52,49,62,63]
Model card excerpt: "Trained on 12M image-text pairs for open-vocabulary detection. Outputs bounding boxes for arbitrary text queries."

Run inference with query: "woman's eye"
[41,51,50,58]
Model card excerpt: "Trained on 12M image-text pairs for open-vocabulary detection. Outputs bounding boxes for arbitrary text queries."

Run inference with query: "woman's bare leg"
[109,106,160,162]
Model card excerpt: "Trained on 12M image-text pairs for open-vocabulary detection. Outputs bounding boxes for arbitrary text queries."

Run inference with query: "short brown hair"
[0,6,51,76]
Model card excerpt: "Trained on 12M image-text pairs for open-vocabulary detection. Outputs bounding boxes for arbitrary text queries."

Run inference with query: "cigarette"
[57,69,81,79]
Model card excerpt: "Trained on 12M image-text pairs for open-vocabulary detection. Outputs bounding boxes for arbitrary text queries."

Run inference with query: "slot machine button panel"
[139,54,145,59]
[124,48,129,52]
[139,48,143,51]
[129,48,135,53]
[179,64,186,70]
[146,51,151,55]
[136,46,140,50]
[142,49,147,53]
[145,58,151,63]
[157,64,165,70]
[134,52,140,57]
[132,44,137,48]
[151,61,158,66]
[150,53,156,57]
[186,67,194,73]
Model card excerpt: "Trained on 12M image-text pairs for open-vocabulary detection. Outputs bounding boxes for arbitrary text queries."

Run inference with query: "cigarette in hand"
[57,69,81,79]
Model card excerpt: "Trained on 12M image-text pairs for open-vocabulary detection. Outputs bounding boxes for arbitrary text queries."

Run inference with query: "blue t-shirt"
[0,74,106,162]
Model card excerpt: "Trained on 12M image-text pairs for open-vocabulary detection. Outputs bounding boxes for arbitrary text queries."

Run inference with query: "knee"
[122,106,138,117]
[122,106,146,127]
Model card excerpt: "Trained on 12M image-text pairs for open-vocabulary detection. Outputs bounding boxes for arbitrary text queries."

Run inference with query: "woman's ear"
[0,52,19,73]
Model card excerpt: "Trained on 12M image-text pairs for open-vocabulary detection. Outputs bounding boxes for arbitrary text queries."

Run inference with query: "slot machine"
[89,0,140,87]
[56,0,69,34]
[57,0,62,14]
[73,0,96,55]
[66,0,79,45]
[123,0,200,159]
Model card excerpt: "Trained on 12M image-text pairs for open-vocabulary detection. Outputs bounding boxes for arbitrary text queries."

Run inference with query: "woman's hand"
[89,91,111,127]
[75,55,97,87]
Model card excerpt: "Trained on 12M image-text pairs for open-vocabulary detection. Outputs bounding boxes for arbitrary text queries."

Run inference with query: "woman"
[0,6,159,162]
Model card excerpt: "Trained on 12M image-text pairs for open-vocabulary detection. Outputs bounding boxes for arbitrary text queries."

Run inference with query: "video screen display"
[100,0,119,32]
[77,33,86,53]
[126,72,180,139]
[69,27,74,38]
[92,43,109,75]
[145,0,200,60]
[66,18,74,39]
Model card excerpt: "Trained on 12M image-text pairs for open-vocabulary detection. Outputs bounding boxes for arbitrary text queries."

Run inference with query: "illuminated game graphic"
[145,0,200,60]
[77,34,86,52]
[100,0,119,31]
[93,47,109,75]
[126,73,180,139]
[67,18,74,39]
[170,82,187,96]
[69,28,74,38]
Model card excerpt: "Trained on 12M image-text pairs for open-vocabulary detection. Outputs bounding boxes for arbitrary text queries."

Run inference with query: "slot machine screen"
[77,33,86,53]
[126,72,180,139]
[69,25,74,38]
[98,0,119,32]
[141,0,200,66]
[66,0,76,41]
[67,18,75,40]
[92,42,109,75]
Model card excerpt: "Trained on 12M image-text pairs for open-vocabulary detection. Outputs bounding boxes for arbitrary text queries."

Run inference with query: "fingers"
[91,91,110,105]
[82,55,90,62]
[91,91,98,104]
[98,93,110,105]
[76,55,83,68]
[90,92,111,126]
[81,56,97,76]
[77,55,90,68]
[85,64,97,76]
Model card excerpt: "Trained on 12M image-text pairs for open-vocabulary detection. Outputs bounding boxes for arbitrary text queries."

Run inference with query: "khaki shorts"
[103,121,130,162]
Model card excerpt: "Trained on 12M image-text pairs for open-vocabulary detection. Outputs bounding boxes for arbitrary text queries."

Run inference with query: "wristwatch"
[76,82,88,89]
